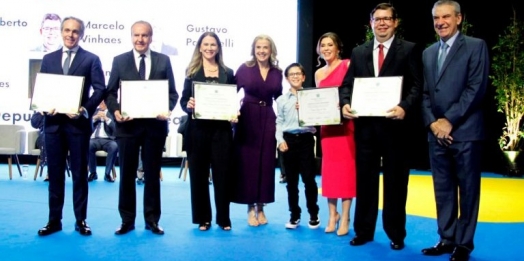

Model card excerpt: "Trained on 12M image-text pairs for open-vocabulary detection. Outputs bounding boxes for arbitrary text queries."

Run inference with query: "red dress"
[318,59,356,198]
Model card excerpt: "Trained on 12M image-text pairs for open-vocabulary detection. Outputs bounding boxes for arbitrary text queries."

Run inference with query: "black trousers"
[187,125,232,227]
[282,132,319,220]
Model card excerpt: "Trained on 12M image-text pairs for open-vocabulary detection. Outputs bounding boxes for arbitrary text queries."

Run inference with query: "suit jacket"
[421,33,489,142]
[40,47,106,134]
[92,109,116,140]
[340,37,423,122]
[105,50,178,137]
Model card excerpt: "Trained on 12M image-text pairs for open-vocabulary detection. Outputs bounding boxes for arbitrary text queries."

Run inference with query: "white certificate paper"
[120,80,168,118]
[193,82,238,120]
[351,76,403,116]
[297,87,341,126]
[30,73,84,114]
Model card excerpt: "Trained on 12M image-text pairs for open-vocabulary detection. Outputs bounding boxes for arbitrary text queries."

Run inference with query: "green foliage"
[490,10,524,151]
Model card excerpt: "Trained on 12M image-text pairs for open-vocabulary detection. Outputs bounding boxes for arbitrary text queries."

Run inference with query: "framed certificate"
[351,76,403,116]
[192,82,238,121]
[120,80,169,118]
[297,87,341,126]
[30,72,84,114]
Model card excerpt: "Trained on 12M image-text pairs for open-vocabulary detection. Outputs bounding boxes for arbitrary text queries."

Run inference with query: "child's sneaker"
[308,218,320,229]
[285,218,300,229]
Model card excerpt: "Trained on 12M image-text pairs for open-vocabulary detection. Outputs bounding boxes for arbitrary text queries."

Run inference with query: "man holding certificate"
[105,20,178,235]
[339,3,423,250]
[37,17,106,236]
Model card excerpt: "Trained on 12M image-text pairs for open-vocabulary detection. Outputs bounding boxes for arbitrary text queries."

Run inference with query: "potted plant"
[490,10,524,176]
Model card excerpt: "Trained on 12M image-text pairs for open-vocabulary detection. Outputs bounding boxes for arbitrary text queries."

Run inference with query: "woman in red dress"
[314,32,356,236]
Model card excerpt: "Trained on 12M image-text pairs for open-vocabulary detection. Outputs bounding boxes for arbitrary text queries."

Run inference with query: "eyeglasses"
[372,17,394,23]
[42,27,60,31]
[288,72,303,77]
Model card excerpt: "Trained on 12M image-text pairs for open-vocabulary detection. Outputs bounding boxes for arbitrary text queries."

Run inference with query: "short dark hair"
[41,13,61,27]
[370,3,398,20]
[284,63,305,77]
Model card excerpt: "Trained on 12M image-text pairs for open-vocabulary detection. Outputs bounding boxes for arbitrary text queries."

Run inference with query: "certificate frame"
[120,80,169,118]
[351,76,403,116]
[30,72,85,114]
[192,81,238,121]
[297,87,341,126]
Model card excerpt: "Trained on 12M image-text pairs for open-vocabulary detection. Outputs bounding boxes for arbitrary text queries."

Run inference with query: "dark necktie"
[139,54,146,80]
[437,43,449,73]
[378,44,384,72]
[63,50,72,75]
[94,121,102,138]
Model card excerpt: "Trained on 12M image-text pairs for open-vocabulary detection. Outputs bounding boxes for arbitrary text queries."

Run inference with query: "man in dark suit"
[105,20,178,235]
[339,3,422,250]
[88,100,117,183]
[420,1,489,261]
[37,16,106,236]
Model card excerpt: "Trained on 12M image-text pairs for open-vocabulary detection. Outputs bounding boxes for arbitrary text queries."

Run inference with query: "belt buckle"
[259,101,266,106]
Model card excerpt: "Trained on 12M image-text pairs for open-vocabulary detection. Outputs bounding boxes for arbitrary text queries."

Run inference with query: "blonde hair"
[185,32,227,77]
[245,34,281,70]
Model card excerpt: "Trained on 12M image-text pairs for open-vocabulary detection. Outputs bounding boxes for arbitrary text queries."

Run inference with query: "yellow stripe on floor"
[320,175,524,223]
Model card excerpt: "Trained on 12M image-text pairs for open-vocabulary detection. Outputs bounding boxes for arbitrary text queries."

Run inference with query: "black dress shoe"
[349,236,373,246]
[104,174,114,183]
[115,223,135,235]
[88,173,98,182]
[38,221,62,236]
[450,246,470,261]
[145,222,164,235]
[422,242,455,256]
[390,240,405,250]
[75,220,92,236]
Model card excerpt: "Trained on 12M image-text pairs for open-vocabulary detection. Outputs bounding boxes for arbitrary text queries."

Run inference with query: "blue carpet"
[0,164,522,261]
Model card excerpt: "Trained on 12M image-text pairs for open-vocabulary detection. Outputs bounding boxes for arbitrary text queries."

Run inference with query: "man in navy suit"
[105,20,178,235]
[339,3,423,250]
[88,100,118,183]
[37,17,106,236]
[420,1,489,261]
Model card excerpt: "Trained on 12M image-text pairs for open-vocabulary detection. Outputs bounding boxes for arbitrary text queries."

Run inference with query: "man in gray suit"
[421,1,489,261]
[105,20,178,235]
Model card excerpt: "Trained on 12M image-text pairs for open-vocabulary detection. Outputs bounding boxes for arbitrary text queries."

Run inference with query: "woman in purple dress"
[232,34,283,226]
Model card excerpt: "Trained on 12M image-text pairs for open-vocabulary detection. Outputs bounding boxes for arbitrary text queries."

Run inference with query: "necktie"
[378,44,384,72]
[94,121,102,138]
[437,43,449,73]
[63,50,72,75]
[139,54,146,80]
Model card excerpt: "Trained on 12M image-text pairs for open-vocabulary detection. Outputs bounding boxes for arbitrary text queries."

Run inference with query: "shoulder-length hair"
[245,34,281,70]
[185,32,227,77]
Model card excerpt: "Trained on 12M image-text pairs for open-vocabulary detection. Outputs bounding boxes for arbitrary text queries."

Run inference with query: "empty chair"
[0,125,26,180]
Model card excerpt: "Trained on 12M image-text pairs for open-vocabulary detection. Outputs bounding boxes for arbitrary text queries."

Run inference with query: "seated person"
[88,101,118,182]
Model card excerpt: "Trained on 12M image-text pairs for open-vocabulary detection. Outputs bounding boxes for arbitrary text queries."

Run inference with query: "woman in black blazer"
[180,32,237,231]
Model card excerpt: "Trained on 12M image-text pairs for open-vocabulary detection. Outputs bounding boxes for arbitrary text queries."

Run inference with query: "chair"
[175,133,188,181]
[0,125,26,180]
[95,150,117,180]
[159,135,172,181]
[28,130,44,180]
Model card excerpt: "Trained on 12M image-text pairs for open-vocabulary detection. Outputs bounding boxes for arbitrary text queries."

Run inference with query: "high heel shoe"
[247,205,259,227]
[199,222,211,231]
[337,218,349,236]
[324,212,340,233]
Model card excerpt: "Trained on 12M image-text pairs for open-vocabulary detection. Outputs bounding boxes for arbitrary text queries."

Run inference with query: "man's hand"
[114,110,132,122]
[156,111,171,121]
[342,104,358,119]
[430,118,453,146]
[386,106,405,120]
